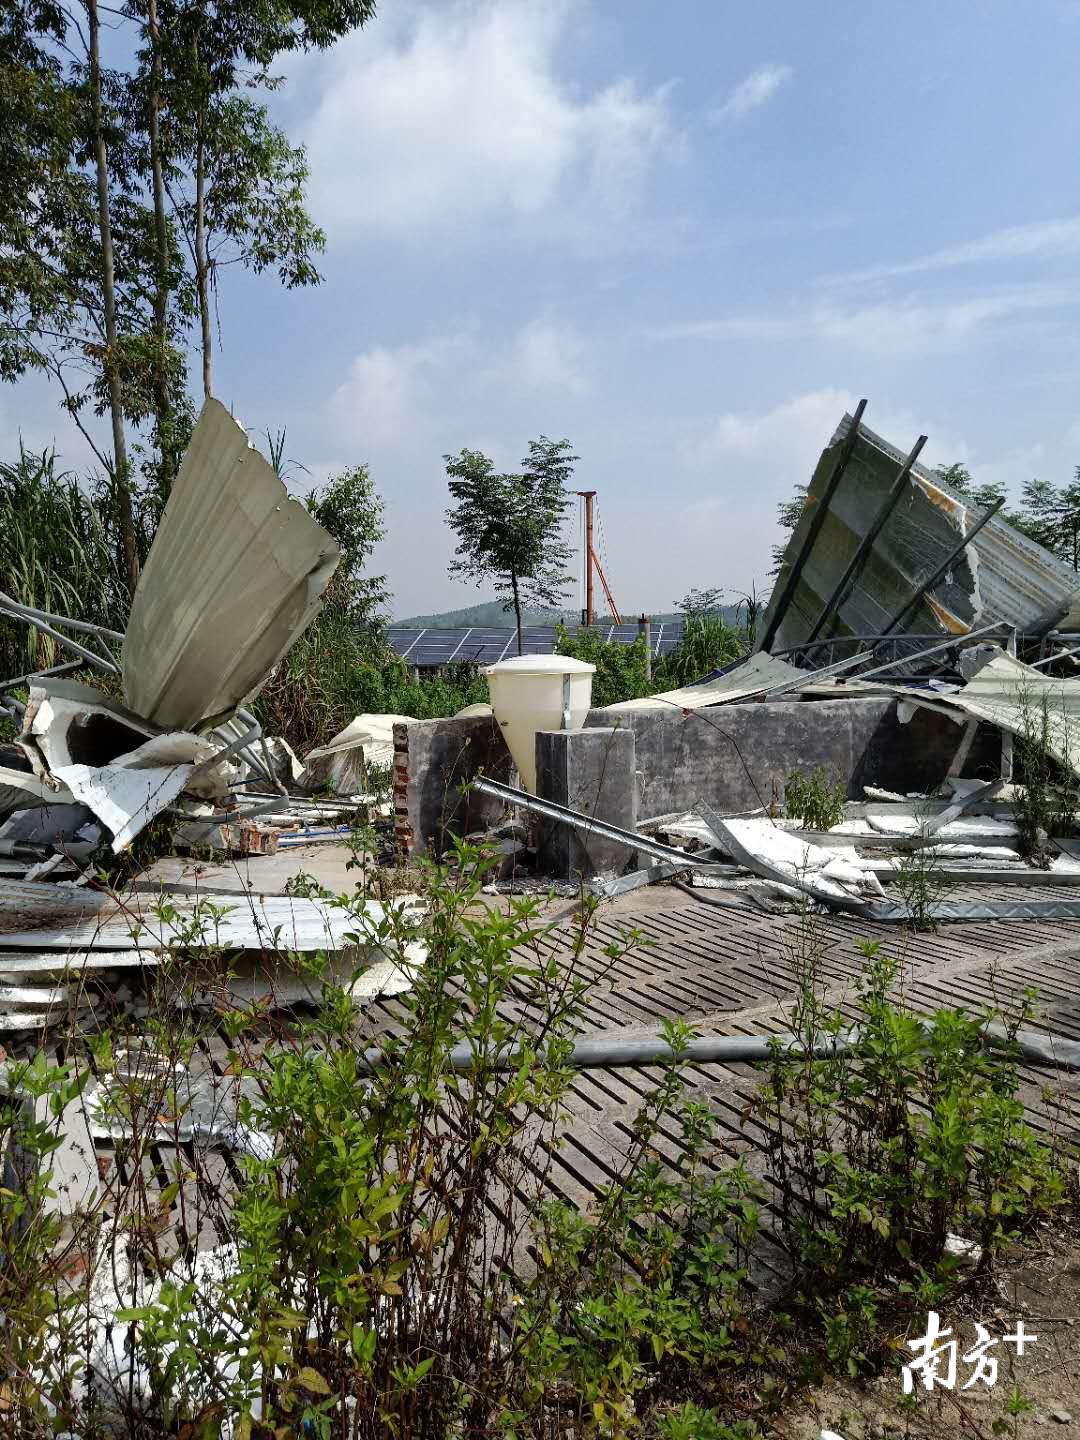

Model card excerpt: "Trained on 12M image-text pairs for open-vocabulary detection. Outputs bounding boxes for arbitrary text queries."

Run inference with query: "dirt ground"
[778,1221,1080,1439]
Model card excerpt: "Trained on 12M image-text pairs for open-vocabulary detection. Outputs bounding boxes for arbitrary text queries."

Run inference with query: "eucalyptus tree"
[0,0,377,594]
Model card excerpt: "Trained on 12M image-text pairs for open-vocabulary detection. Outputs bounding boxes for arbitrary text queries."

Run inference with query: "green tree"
[445,438,575,655]
[306,463,390,631]
[1017,474,1080,569]
[676,586,725,618]
[770,482,808,574]
[0,0,377,590]
[933,461,1008,513]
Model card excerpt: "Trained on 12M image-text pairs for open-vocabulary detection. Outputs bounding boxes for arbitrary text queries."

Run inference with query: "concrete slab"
[136,842,363,898]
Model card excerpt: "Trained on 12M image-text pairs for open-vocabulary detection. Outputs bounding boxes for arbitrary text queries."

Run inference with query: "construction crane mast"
[576,490,622,626]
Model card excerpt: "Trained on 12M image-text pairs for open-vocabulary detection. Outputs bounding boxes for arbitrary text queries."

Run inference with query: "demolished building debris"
[5,388,1080,1362]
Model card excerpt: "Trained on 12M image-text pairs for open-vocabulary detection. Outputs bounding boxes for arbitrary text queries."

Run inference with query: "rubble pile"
[0,401,411,1039]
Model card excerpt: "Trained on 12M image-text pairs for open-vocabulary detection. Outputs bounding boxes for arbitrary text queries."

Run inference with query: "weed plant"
[783,768,847,832]
[1014,686,1080,864]
[1,866,1073,1435]
[0,850,763,1438]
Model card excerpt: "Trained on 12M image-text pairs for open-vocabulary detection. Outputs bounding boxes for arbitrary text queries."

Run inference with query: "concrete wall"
[586,696,989,820]
[393,696,996,857]
[535,727,638,877]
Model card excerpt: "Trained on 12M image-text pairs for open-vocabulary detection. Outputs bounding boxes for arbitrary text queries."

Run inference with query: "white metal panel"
[122,399,341,730]
[0,879,390,952]
[601,651,806,712]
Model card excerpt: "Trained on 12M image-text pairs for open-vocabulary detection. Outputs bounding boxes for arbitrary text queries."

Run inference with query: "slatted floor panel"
[69,882,1080,1276]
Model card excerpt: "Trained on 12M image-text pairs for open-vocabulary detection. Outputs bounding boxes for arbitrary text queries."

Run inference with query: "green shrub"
[256,617,488,753]
[783,767,847,831]
[757,937,1068,1371]
[518,1020,765,1428]
[555,623,653,706]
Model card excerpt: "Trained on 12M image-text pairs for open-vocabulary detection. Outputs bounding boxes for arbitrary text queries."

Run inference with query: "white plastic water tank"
[482,654,596,793]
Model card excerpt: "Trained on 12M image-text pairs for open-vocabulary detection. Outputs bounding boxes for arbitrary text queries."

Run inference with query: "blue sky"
[9,0,1080,618]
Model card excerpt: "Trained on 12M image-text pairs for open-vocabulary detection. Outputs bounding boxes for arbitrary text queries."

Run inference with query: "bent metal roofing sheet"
[761,412,1080,653]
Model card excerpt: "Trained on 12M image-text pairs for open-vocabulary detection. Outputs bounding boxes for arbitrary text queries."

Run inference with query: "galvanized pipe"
[470,776,733,870]
[853,620,1009,683]
[355,1023,1080,1073]
[0,659,85,694]
[0,594,120,675]
[0,592,125,643]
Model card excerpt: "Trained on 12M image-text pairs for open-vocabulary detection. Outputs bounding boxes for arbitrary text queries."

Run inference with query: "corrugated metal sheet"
[0,879,389,952]
[762,413,1080,651]
[601,651,806,712]
[909,651,1080,774]
[122,399,341,731]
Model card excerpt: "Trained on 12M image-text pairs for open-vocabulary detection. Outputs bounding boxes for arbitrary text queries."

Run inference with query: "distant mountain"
[392,602,742,628]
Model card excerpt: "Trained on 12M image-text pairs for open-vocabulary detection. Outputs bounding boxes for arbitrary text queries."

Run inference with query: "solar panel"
[384,620,687,664]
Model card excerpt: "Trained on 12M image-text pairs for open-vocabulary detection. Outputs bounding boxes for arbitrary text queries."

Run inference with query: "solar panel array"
[385,621,686,667]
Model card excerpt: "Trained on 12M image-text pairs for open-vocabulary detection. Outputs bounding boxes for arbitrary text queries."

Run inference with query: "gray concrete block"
[535,726,637,878]
[395,715,513,857]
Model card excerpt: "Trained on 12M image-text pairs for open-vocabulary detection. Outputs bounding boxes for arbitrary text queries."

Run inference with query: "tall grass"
[256,614,488,754]
[653,613,746,689]
[0,446,127,676]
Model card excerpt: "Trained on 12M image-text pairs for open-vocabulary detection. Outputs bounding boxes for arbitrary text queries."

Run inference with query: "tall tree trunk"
[510,571,522,655]
[146,0,174,493]
[195,120,212,398]
[87,0,138,594]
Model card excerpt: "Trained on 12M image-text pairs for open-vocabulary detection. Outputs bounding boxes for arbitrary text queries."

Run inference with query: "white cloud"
[331,320,592,454]
[709,62,792,123]
[654,285,1080,353]
[298,1,681,238]
[331,338,461,449]
[506,320,593,399]
[840,215,1080,283]
[679,389,853,479]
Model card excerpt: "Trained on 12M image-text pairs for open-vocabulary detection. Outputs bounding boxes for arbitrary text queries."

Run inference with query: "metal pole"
[470,775,735,870]
[803,433,927,643]
[0,597,120,675]
[880,497,1005,636]
[576,490,596,626]
[1031,642,1080,669]
[756,398,868,654]
[639,615,652,682]
[855,619,1007,683]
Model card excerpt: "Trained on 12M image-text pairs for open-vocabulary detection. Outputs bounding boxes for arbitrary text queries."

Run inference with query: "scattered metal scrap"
[0,402,418,1034]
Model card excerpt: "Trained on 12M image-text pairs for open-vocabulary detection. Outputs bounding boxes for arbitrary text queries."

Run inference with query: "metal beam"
[803,433,927,644]
[880,497,1004,636]
[1031,642,1080,669]
[854,619,1007,683]
[470,776,734,870]
[756,398,868,654]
